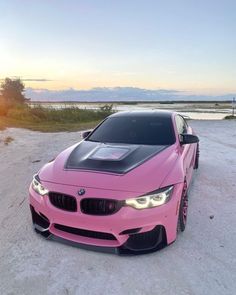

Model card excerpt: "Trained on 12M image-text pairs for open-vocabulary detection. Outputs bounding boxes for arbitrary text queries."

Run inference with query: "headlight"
[31,174,49,196]
[125,185,173,210]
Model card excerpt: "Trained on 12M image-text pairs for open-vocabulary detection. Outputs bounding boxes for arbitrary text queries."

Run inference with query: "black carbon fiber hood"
[65,140,168,174]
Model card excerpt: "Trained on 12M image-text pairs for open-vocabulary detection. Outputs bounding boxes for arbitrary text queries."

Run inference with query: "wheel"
[194,143,199,169]
[177,183,188,232]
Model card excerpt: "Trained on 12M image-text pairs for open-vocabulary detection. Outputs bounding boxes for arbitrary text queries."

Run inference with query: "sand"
[0,120,236,295]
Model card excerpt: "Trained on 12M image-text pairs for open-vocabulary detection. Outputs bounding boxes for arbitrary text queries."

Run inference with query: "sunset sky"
[0,0,236,97]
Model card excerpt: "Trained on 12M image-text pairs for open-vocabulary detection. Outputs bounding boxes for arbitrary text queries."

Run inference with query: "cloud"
[22,78,53,82]
[25,87,235,102]
[0,77,52,82]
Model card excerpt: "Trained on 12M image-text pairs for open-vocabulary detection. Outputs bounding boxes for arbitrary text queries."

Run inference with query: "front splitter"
[34,226,166,255]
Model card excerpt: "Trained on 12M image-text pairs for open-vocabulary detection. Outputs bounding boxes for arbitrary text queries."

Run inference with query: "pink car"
[29,111,199,254]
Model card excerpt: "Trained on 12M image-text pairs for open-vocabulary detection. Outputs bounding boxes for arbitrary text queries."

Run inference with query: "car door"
[175,115,195,185]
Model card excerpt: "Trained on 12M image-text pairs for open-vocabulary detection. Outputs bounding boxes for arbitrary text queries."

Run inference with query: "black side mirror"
[180,133,199,145]
[82,130,92,139]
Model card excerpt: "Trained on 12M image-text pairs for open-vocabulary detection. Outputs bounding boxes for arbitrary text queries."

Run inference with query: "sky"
[0,0,236,100]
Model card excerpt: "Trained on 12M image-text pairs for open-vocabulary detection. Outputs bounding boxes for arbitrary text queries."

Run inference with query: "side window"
[175,115,188,134]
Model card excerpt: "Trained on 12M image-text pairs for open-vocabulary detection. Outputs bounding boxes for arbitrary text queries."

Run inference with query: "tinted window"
[87,116,175,145]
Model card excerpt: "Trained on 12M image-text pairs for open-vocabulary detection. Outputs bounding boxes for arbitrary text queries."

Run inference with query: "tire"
[177,183,188,232]
[194,143,199,169]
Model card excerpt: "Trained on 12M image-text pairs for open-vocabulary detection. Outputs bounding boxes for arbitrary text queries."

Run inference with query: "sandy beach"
[0,120,236,295]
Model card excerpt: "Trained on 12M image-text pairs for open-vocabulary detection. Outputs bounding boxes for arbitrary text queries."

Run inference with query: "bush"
[30,105,46,117]
[99,104,113,112]
[224,115,236,120]
[0,101,14,116]
[7,107,33,121]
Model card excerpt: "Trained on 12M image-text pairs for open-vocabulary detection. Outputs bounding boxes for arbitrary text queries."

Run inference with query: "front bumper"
[29,182,183,254]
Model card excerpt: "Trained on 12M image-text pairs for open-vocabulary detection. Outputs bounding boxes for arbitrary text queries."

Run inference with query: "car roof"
[109,110,175,119]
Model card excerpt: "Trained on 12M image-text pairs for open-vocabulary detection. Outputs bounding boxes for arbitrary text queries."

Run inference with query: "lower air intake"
[54,224,116,240]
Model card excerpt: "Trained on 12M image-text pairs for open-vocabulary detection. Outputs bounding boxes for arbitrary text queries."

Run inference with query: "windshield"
[87,115,175,145]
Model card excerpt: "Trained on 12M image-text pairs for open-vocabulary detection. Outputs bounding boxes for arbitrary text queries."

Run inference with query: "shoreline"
[1,101,235,133]
[1,118,235,135]
[29,101,235,121]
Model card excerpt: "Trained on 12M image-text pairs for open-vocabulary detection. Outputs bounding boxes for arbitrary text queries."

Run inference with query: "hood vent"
[65,141,167,174]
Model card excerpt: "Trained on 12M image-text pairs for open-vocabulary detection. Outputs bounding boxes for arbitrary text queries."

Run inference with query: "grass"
[0,103,113,132]
[0,116,101,132]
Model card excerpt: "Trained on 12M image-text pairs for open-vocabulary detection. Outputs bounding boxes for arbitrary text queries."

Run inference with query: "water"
[29,102,233,120]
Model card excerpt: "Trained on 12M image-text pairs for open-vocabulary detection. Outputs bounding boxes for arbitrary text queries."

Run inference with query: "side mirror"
[180,133,199,145]
[82,130,92,139]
